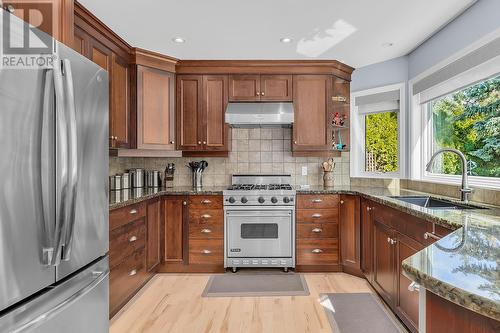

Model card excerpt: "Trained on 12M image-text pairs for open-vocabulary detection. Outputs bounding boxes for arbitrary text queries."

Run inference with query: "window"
[426,75,500,178]
[350,83,405,178]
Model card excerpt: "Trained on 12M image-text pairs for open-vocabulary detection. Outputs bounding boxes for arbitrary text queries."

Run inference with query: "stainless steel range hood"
[225,102,294,128]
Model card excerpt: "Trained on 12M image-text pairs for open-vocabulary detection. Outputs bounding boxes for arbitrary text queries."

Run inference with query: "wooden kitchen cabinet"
[177,75,230,154]
[339,195,361,275]
[292,75,332,152]
[136,65,175,150]
[361,199,374,281]
[373,219,396,305]
[146,198,161,272]
[229,74,292,101]
[163,196,187,264]
[296,194,341,272]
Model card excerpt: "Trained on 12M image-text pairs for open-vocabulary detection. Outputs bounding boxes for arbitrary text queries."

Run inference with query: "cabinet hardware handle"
[312,249,323,254]
[387,237,391,243]
[129,269,137,276]
[129,209,138,214]
[424,232,441,240]
[203,141,207,144]
[201,214,211,219]
[115,136,119,140]
[312,228,322,233]
[390,238,397,245]
[129,236,137,242]
[183,201,187,206]
[367,207,372,211]
[201,199,212,204]
[170,141,174,144]
[6,4,15,13]
[311,199,323,203]
[294,140,297,144]
[202,249,212,254]
[408,282,420,292]
[256,92,260,96]
[198,141,202,145]
[340,200,344,204]
[311,213,322,218]
[201,229,212,233]
[261,91,265,96]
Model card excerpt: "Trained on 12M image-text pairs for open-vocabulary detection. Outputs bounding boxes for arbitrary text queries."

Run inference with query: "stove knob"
[271,197,278,204]
[283,197,290,203]
[258,197,265,204]
[241,197,248,204]
[228,197,236,204]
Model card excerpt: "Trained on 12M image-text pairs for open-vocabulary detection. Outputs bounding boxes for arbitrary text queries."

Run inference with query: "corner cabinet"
[339,195,361,275]
[177,75,231,154]
[292,75,332,153]
[135,65,175,150]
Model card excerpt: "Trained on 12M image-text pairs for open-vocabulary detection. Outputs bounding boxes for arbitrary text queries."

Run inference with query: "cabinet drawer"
[296,239,339,265]
[297,223,338,239]
[110,202,146,231]
[189,222,223,239]
[110,247,148,314]
[188,208,223,225]
[296,209,338,223]
[109,219,146,269]
[297,195,339,209]
[189,195,223,209]
[189,239,223,264]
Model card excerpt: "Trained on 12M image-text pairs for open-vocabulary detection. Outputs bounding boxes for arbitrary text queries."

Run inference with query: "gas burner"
[268,184,293,191]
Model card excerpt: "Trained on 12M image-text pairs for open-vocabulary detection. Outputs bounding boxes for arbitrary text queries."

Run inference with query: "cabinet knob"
[203,141,207,144]
[129,235,137,242]
[367,207,372,211]
[129,209,138,215]
[183,201,187,206]
[198,141,202,145]
[387,237,391,243]
[294,140,297,144]
[256,92,260,96]
[201,249,212,254]
[201,228,212,234]
[311,249,323,254]
[170,141,175,144]
[129,269,137,276]
[201,214,211,219]
[312,228,322,233]
[201,199,212,204]
[261,91,265,96]
[340,200,344,204]
[115,136,119,140]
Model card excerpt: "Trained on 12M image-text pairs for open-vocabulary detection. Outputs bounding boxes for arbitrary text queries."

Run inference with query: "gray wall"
[351,56,408,92]
[408,0,500,79]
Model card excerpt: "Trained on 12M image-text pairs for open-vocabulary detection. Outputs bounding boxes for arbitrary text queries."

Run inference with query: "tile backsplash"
[110,128,350,187]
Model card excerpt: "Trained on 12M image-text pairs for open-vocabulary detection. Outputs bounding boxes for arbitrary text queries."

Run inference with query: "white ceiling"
[79,0,475,68]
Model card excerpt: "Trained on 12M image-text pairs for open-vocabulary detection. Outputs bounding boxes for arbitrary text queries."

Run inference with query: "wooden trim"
[74,1,131,60]
[156,263,224,273]
[176,60,354,80]
[131,48,179,72]
[182,151,229,157]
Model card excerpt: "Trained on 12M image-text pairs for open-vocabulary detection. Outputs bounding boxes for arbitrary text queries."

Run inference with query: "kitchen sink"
[389,196,486,210]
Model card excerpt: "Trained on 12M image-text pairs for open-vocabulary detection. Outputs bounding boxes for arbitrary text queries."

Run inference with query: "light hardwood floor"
[110,273,385,333]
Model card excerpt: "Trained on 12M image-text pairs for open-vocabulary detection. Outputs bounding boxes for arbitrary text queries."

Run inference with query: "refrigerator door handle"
[61,59,78,261]
[49,59,68,267]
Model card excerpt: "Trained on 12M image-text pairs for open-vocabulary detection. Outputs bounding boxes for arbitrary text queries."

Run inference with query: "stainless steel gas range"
[223,175,296,272]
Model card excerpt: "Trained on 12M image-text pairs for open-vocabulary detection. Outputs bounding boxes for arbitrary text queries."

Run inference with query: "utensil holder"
[323,171,334,187]
[192,171,203,189]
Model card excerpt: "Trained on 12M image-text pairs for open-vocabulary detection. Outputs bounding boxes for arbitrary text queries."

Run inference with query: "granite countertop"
[109,184,499,319]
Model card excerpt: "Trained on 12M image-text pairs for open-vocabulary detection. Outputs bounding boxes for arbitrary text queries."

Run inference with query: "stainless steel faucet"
[425,148,472,203]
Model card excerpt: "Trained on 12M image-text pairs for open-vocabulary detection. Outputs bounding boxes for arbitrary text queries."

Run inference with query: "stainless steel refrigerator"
[0,10,109,333]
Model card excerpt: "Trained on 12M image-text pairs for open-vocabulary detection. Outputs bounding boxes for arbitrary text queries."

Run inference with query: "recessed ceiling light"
[382,42,394,48]
[280,37,293,43]
[172,37,185,43]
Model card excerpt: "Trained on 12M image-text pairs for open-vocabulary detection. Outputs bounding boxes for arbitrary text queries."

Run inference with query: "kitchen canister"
[109,175,122,191]
[323,171,334,187]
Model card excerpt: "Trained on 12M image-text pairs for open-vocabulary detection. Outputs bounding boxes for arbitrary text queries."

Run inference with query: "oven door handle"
[225,210,292,218]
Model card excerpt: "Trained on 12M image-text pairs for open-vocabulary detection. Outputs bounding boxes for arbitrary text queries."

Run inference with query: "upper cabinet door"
[202,75,230,151]
[177,75,203,151]
[111,54,131,148]
[292,75,332,151]
[229,75,261,101]
[136,66,175,150]
[73,26,89,57]
[260,75,292,101]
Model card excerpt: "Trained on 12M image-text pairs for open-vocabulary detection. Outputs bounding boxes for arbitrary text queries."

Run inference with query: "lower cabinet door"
[296,239,339,265]
[146,199,161,272]
[372,220,396,305]
[189,239,223,264]
[395,233,424,333]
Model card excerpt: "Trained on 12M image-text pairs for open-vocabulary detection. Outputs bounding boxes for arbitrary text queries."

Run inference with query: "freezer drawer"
[0,257,109,333]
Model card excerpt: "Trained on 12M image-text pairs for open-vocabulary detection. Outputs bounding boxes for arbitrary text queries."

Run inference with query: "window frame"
[350,83,406,179]
[420,83,500,189]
